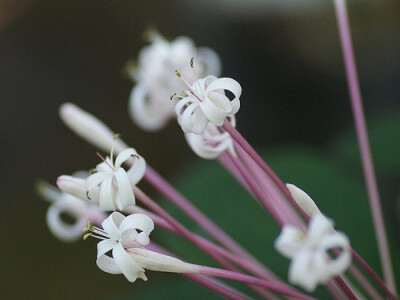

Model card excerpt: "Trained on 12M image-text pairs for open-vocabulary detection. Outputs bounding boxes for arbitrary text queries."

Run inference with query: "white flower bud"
[286,183,321,217]
[59,103,127,154]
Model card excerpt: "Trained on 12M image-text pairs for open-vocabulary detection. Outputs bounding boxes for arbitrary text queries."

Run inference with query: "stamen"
[86,191,91,200]
[131,154,139,159]
[93,148,115,171]
[170,93,176,100]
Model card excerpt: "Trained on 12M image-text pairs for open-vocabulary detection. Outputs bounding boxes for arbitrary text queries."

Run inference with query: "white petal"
[120,213,154,236]
[86,172,109,191]
[113,243,147,282]
[320,233,351,277]
[205,77,242,100]
[101,212,125,239]
[274,225,305,258]
[46,203,86,242]
[115,148,137,169]
[289,250,325,292]
[127,156,146,185]
[96,254,121,275]
[97,239,118,259]
[129,84,171,131]
[99,176,116,212]
[199,92,232,126]
[197,47,221,77]
[307,214,334,245]
[114,168,135,210]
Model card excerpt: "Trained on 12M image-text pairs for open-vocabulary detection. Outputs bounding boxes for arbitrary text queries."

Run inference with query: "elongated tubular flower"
[175,75,241,134]
[86,147,146,211]
[37,180,105,242]
[129,31,221,131]
[185,116,236,159]
[85,212,199,282]
[275,214,351,292]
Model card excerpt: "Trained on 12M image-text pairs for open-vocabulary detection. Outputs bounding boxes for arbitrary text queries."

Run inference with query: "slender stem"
[222,120,310,221]
[148,243,252,300]
[133,187,308,299]
[333,0,396,294]
[143,165,272,278]
[197,265,316,300]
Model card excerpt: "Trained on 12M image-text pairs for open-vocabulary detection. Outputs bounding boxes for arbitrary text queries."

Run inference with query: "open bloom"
[84,212,154,282]
[175,75,241,134]
[275,214,351,292]
[85,212,197,282]
[86,147,146,211]
[185,116,236,159]
[129,31,221,131]
[37,179,105,242]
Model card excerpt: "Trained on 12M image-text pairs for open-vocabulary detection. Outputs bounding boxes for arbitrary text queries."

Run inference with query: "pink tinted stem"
[333,0,396,294]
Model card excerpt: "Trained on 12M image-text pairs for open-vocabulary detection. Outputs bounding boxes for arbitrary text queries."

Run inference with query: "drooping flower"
[185,116,236,159]
[37,179,105,242]
[174,74,241,134]
[274,214,351,292]
[86,147,146,211]
[84,212,197,282]
[128,31,221,131]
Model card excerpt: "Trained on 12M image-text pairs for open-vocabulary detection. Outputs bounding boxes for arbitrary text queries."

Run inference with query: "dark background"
[1,0,399,298]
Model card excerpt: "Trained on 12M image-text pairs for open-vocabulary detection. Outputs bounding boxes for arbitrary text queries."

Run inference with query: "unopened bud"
[286,183,321,217]
[59,103,127,154]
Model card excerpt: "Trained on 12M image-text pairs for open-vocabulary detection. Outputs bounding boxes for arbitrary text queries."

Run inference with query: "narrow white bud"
[286,183,321,217]
[128,248,200,274]
[57,175,99,202]
[59,103,127,154]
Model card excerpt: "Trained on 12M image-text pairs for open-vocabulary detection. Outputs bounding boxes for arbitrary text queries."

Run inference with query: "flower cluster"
[128,31,221,131]
[38,23,398,300]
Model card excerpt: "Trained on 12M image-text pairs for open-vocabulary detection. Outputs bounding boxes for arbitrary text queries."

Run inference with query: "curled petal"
[113,243,147,282]
[101,212,125,239]
[127,156,146,185]
[320,233,351,277]
[46,199,87,242]
[115,148,137,169]
[97,239,118,259]
[97,254,122,275]
[120,213,154,236]
[200,92,232,126]
[129,84,172,131]
[86,172,109,192]
[307,214,334,245]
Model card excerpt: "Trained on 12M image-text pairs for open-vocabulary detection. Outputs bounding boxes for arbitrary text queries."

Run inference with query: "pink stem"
[148,243,252,300]
[333,0,396,294]
[197,265,316,300]
[133,187,287,299]
[143,166,272,278]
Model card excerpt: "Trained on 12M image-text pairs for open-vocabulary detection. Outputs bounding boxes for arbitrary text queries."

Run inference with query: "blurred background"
[1,0,399,298]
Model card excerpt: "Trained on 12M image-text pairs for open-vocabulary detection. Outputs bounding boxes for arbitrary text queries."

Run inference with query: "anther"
[175,70,182,78]
[170,93,176,100]
[86,191,91,200]
[113,133,121,140]
[190,57,194,68]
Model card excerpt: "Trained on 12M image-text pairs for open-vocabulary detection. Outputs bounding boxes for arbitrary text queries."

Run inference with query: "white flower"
[275,214,351,292]
[83,212,154,282]
[86,147,146,211]
[129,32,221,131]
[37,180,105,242]
[185,116,236,159]
[175,75,241,134]
[84,212,198,282]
